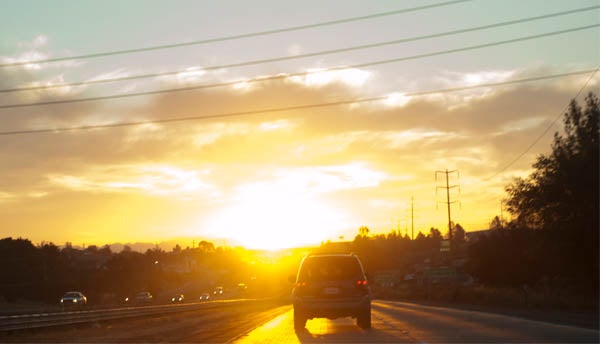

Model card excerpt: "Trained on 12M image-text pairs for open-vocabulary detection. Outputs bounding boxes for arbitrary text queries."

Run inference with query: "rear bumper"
[294,295,371,319]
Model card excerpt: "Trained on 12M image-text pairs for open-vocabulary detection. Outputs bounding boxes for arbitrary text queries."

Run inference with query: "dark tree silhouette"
[506,92,599,232]
[429,227,443,241]
[489,216,504,230]
[478,92,600,297]
[358,226,370,238]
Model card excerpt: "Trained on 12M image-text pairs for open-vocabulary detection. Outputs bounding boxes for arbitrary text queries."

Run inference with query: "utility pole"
[436,170,460,251]
[500,200,504,225]
[411,196,415,240]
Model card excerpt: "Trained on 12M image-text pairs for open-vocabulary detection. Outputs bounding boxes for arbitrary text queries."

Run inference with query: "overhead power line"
[483,67,599,182]
[0,69,593,136]
[0,0,471,68]
[3,5,597,94]
[0,24,597,110]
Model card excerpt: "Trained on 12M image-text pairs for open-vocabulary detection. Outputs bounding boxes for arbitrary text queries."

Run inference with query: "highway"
[2,300,597,343]
[235,301,599,343]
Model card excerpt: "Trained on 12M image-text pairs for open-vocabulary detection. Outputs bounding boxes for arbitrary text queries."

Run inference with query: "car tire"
[293,309,306,331]
[357,307,371,329]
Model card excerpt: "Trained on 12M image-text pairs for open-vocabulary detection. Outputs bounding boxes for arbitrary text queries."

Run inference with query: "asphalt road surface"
[2,300,597,343]
[234,301,599,344]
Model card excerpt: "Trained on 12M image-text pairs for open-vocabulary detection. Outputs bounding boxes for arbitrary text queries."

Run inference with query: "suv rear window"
[299,256,363,282]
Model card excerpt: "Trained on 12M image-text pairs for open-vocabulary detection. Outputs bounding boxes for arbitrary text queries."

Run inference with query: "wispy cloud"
[48,165,219,200]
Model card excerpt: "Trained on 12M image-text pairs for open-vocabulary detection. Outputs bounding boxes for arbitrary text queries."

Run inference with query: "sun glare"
[204,184,350,250]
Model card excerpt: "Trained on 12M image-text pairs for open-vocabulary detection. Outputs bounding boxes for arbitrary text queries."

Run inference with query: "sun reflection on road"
[234,310,374,344]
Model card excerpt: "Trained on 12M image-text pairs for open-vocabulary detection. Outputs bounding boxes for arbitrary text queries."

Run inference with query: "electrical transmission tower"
[436,169,460,250]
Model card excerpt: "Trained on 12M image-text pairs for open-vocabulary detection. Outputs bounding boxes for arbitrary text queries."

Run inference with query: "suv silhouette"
[291,253,371,330]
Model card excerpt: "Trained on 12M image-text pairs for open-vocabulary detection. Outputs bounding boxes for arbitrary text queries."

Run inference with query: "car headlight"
[73,299,77,303]
[60,299,64,303]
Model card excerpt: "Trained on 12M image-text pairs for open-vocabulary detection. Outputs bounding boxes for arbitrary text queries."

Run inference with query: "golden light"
[204,182,352,250]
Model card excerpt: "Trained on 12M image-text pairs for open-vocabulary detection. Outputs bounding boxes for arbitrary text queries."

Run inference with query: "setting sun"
[204,182,352,250]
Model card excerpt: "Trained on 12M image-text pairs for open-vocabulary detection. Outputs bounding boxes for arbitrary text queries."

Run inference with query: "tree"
[358,226,370,238]
[489,216,504,230]
[172,244,182,254]
[428,227,442,241]
[505,92,599,232]
[502,92,599,295]
[451,223,466,245]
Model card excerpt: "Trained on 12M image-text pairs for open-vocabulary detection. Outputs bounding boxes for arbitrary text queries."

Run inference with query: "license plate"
[323,287,340,295]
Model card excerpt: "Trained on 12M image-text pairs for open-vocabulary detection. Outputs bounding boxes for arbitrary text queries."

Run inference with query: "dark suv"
[291,253,371,330]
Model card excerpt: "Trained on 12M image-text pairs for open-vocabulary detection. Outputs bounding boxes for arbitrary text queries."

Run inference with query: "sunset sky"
[0,0,598,249]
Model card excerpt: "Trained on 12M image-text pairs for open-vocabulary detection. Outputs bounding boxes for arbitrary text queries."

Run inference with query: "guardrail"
[0,299,258,332]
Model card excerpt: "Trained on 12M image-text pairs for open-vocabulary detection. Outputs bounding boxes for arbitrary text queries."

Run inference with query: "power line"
[483,67,599,182]
[0,69,592,136]
[1,24,597,110]
[3,5,597,94]
[0,0,472,68]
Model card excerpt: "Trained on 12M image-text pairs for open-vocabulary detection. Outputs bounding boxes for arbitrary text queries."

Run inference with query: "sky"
[0,0,598,249]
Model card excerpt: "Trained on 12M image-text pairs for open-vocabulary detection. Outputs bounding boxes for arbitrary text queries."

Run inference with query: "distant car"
[135,291,153,304]
[199,293,211,301]
[170,294,185,303]
[213,287,224,296]
[60,291,87,309]
[291,253,371,330]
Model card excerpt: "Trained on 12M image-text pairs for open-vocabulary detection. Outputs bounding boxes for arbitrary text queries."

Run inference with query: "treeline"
[347,224,466,273]
[0,238,286,304]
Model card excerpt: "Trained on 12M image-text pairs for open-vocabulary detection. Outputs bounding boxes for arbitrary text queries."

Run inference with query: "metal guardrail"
[0,299,257,332]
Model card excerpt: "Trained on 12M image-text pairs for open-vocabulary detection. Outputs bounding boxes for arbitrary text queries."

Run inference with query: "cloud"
[48,164,219,199]
[288,68,371,88]
[0,62,597,241]
[2,35,82,71]
[16,35,49,49]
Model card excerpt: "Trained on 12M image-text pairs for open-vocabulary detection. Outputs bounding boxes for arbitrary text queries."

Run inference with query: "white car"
[60,291,87,308]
